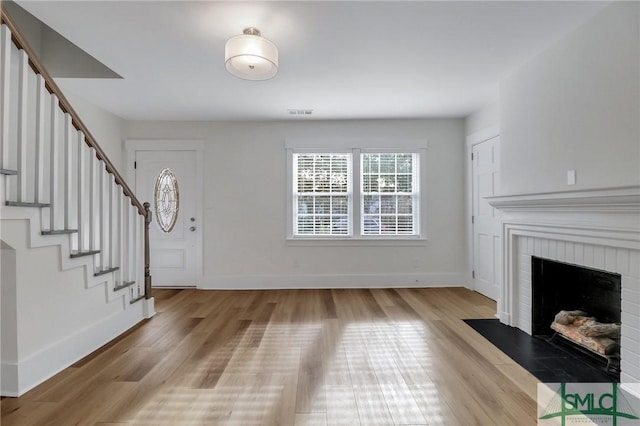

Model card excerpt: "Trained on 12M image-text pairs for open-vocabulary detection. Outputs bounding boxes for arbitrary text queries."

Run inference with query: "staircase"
[0,9,153,396]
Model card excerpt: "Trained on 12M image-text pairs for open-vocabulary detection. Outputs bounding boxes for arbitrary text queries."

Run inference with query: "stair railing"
[0,9,152,302]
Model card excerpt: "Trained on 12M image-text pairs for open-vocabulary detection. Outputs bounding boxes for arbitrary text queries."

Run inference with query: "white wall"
[4,220,120,357]
[2,2,42,56]
[0,217,146,396]
[1,240,17,368]
[64,91,125,171]
[500,1,640,195]
[124,118,469,288]
[465,103,498,137]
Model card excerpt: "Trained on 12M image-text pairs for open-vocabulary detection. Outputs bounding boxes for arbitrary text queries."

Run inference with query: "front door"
[135,150,199,287]
[472,136,501,300]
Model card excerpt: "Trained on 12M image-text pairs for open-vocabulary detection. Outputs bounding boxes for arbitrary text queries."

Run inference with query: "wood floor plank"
[321,319,352,387]
[31,382,137,426]
[295,412,328,426]
[98,329,220,423]
[352,384,395,425]
[0,400,58,426]
[295,316,328,413]
[1,288,539,425]
[408,383,462,426]
[324,385,360,426]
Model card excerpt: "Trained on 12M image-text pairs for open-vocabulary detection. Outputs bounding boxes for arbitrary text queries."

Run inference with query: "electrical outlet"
[567,170,576,185]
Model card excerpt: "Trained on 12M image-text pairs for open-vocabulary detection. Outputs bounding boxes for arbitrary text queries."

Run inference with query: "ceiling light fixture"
[288,109,313,116]
[225,27,278,81]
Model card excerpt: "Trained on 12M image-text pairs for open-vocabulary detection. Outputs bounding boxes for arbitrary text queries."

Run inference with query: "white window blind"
[361,153,419,235]
[293,153,352,236]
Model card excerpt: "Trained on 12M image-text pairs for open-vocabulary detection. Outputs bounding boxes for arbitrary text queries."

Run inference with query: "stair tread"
[94,267,120,277]
[70,250,100,258]
[42,229,78,235]
[130,294,146,305]
[114,280,136,291]
[5,201,51,208]
[0,168,18,175]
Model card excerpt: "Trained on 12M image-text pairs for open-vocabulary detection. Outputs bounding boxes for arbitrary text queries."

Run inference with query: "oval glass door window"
[154,168,180,233]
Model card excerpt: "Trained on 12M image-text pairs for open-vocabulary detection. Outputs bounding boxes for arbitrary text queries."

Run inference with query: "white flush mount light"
[288,109,313,116]
[225,27,278,81]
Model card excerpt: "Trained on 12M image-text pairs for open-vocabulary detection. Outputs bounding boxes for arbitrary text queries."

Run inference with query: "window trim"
[285,139,427,242]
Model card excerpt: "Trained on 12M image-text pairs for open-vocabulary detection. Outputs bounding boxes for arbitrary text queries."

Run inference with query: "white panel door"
[135,150,198,287]
[472,136,501,300]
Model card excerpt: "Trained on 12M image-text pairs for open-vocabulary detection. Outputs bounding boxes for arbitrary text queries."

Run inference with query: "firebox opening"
[531,257,622,378]
[531,257,621,336]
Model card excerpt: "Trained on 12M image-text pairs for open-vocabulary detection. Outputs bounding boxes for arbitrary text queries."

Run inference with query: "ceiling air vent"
[288,109,313,116]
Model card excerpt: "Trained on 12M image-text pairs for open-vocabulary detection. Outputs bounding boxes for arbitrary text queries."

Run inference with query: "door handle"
[190,226,196,232]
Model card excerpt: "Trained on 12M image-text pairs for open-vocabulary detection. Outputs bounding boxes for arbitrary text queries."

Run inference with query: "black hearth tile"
[510,342,562,360]
[530,369,576,383]
[507,357,545,371]
[549,354,594,370]
[540,355,581,371]
[569,372,612,383]
[463,319,619,383]
[507,354,558,372]
[560,364,613,383]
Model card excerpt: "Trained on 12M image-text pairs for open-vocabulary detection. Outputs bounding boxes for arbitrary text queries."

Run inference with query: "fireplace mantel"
[488,186,640,249]
[487,186,640,212]
[487,185,640,392]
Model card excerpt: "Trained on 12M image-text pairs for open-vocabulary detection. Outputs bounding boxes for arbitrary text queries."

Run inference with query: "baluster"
[0,24,11,171]
[77,131,85,252]
[131,204,138,285]
[99,163,106,270]
[143,205,150,299]
[121,195,129,285]
[109,175,116,270]
[49,94,59,231]
[117,186,125,287]
[16,49,28,202]
[34,75,46,202]
[64,114,73,229]
[129,203,136,285]
[137,210,143,300]
[88,147,96,252]
[121,199,129,285]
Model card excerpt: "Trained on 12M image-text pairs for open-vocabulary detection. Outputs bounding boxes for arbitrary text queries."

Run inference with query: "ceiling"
[13,1,609,122]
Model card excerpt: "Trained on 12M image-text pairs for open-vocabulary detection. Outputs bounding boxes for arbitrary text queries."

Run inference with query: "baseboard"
[499,311,512,326]
[1,301,145,397]
[1,362,19,397]
[198,272,466,290]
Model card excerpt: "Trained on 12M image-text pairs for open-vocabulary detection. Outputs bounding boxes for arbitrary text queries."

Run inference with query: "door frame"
[466,125,500,299]
[124,139,204,288]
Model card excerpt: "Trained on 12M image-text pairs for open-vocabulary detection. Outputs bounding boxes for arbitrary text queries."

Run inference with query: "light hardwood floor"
[1,288,539,425]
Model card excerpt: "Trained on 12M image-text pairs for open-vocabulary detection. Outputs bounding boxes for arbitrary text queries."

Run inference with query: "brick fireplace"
[489,186,640,396]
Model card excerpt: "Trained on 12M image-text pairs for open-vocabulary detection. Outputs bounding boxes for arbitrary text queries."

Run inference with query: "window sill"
[286,237,427,247]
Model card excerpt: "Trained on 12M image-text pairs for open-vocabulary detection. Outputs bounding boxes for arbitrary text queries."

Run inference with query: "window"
[293,153,352,235]
[290,147,421,239]
[154,168,179,233]
[361,153,418,235]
